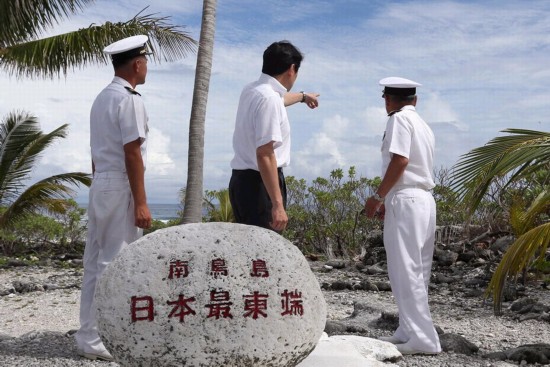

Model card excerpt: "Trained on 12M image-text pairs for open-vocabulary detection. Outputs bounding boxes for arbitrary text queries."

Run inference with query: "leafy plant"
[0,210,64,257]
[432,167,469,227]
[203,189,234,223]
[286,167,381,259]
[0,111,91,229]
[144,219,170,235]
[451,128,550,315]
[51,198,86,249]
[0,1,196,78]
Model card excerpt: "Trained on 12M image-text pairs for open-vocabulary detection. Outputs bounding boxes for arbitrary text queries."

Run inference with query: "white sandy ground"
[0,265,549,366]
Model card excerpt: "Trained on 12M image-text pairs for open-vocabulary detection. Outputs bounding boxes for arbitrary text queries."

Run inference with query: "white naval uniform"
[381,105,441,353]
[75,76,148,354]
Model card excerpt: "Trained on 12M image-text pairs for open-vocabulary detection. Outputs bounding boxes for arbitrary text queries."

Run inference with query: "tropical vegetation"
[0,111,90,229]
[451,128,550,315]
[0,0,196,78]
[285,167,380,258]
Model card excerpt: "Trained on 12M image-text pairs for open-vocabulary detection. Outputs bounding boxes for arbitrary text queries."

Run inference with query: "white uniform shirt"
[90,76,148,173]
[381,105,435,189]
[230,73,290,170]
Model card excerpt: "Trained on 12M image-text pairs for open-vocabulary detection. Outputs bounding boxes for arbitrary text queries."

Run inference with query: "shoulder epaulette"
[124,86,141,96]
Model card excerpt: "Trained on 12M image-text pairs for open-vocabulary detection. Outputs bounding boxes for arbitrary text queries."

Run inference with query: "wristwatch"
[300,91,306,103]
[373,193,385,202]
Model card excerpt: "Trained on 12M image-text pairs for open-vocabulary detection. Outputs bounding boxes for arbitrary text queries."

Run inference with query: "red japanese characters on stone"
[210,258,228,278]
[243,291,269,319]
[281,289,304,316]
[250,259,269,278]
[131,295,155,322]
[168,260,189,279]
[205,290,233,319]
[167,294,196,322]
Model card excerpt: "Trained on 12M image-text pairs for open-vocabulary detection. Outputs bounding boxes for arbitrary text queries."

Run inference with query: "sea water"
[79,203,181,222]
[149,203,181,221]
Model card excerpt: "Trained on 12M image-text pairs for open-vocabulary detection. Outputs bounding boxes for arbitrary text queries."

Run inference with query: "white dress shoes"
[395,342,440,355]
[77,348,115,361]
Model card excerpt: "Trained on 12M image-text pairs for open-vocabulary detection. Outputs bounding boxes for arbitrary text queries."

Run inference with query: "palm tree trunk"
[182,0,217,223]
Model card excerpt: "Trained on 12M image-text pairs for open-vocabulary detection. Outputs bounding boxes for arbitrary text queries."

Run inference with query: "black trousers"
[228,168,287,231]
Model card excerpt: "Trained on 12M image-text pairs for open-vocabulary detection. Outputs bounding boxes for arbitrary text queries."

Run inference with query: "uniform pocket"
[390,190,417,217]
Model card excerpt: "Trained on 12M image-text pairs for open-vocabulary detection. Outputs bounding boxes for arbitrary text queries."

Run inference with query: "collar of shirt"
[111,76,133,89]
[388,104,416,116]
[401,105,416,112]
[258,73,287,97]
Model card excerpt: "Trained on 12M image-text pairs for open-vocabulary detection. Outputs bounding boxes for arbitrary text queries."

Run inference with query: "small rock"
[324,320,347,335]
[12,280,44,294]
[331,281,354,291]
[439,333,479,355]
[510,297,537,312]
[374,281,392,292]
[364,264,386,275]
[325,260,347,269]
[357,280,379,292]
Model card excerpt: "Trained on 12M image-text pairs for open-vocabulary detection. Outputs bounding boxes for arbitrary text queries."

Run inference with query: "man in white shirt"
[363,77,441,355]
[75,35,152,361]
[229,41,318,232]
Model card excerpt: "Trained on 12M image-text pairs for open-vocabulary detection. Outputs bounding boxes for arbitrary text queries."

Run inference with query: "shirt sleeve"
[253,94,283,149]
[118,95,148,146]
[387,115,413,159]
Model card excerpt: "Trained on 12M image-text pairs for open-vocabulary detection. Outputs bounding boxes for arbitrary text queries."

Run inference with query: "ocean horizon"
[78,203,181,221]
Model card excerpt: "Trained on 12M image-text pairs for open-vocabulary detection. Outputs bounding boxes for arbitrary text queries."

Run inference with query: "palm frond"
[485,222,550,315]
[1,8,197,78]
[0,111,69,204]
[509,190,550,235]
[451,129,550,214]
[0,0,93,46]
[0,172,91,228]
[0,111,44,203]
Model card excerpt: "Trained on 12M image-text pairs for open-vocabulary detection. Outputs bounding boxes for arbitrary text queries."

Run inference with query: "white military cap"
[379,76,421,97]
[104,35,152,64]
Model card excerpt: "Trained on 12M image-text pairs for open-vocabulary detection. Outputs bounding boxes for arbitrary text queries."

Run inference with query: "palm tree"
[182,0,217,223]
[0,0,197,78]
[0,111,91,228]
[451,128,550,315]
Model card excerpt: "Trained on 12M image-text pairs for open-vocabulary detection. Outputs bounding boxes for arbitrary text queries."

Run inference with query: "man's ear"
[133,58,142,72]
[284,64,296,79]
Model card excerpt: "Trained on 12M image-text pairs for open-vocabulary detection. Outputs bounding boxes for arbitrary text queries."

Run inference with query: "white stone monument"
[95,222,327,367]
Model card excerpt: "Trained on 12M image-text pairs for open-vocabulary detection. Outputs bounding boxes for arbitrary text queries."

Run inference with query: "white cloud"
[147,127,176,175]
[421,93,466,131]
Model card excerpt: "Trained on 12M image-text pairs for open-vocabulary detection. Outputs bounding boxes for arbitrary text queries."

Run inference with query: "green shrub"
[0,212,63,255]
[144,219,170,235]
[285,167,381,259]
[203,189,234,223]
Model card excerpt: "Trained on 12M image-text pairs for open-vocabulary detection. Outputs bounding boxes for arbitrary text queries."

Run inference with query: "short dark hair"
[386,94,416,103]
[112,57,131,69]
[262,41,303,77]
[112,55,145,70]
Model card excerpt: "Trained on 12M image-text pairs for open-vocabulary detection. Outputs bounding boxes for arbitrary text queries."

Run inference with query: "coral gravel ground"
[0,264,549,366]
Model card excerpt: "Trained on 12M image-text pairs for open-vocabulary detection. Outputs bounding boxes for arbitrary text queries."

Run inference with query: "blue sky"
[1,0,549,204]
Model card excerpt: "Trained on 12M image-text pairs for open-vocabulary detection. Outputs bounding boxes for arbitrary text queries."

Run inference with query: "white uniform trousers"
[383,187,441,353]
[75,171,141,353]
